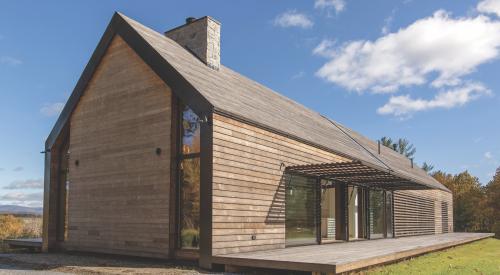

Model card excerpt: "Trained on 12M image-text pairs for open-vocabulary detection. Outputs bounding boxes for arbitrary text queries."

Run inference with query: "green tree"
[379,137,416,158]
[422,162,434,173]
[380,137,395,150]
[396,138,416,158]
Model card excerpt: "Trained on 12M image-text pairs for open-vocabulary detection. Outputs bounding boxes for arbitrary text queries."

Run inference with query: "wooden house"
[42,13,453,270]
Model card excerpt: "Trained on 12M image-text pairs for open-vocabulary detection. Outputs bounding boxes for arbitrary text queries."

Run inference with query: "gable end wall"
[65,35,173,258]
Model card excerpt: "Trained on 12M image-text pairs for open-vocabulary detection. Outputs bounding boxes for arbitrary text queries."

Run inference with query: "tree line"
[380,137,500,238]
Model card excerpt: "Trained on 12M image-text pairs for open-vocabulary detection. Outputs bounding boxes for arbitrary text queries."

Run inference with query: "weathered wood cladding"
[393,189,453,237]
[211,114,350,255]
[65,35,173,258]
[212,114,454,255]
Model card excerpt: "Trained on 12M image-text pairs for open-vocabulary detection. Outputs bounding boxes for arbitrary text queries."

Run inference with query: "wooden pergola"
[285,160,432,190]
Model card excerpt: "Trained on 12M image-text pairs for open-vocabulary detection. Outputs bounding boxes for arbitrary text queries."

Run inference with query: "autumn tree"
[485,167,500,237]
[432,170,487,232]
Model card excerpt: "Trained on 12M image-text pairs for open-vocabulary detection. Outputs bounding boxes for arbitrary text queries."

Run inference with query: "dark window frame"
[56,136,70,242]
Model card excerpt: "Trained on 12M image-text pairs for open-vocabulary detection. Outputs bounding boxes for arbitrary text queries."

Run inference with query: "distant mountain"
[0,205,42,215]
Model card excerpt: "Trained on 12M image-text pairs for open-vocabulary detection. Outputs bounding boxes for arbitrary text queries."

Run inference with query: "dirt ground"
[0,252,222,275]
[0,251,304,275]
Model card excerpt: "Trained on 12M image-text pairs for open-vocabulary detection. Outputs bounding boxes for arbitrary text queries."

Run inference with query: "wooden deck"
[212,233,494,274]
[4,238,42,251]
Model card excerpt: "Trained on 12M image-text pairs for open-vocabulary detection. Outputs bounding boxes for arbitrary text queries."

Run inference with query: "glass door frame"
[366,189,394,240]
[284,174,395,247]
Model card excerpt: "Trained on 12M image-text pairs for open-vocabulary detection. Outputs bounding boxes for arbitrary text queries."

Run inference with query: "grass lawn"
[362,238,500,274]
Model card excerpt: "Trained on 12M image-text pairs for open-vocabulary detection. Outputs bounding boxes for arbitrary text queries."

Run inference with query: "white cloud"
[274,10,313,29]
[478,0,500,17]
[0,56,22,66]
[315,10,500,93]
[474,137,484,143]
[0,191,43,207]
[381,9,397,35]
[4,179,43,190]
[484,151,493,159]
[40,102,64,117]
[377,82,491,117]
[292,71,305,79]
[313,39,336,57]
[314,9,500,116]
[484,151,499,165]
[314,0,345,14]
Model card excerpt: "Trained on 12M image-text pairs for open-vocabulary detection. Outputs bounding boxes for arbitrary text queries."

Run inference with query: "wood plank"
[212,233,493,274]
[66,35,173,258]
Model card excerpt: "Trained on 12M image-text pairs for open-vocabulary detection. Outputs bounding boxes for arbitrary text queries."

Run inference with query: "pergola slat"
[285,161,432,190]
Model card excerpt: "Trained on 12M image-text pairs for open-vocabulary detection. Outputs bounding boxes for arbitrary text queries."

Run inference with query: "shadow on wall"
[265,174,287,225]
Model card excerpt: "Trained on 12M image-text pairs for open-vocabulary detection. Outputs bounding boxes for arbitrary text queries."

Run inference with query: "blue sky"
[1,0,500,207]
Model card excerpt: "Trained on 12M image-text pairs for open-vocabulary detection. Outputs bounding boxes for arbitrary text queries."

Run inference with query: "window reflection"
[386,192,393,238]
[369,190,385,239]
[321,180,336,241]
[348,186,361,240]
[180,158,200,248]
[285,175,318,246]
[182,106,200,155]
[57,142,70,242]
[179,105,201,249]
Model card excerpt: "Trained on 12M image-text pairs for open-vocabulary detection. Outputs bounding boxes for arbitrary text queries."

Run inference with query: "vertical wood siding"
[66,35,173,258]
[211,114,349,255]
[394,189,453,237]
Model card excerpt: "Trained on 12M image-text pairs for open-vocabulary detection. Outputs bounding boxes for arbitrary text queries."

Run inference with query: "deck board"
[212,233,494,273]
[4,238,42,249]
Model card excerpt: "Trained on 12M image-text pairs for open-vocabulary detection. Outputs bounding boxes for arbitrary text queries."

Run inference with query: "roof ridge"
[46,12,449,193]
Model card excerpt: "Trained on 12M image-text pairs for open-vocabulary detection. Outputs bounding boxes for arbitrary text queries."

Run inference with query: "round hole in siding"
[75,160,79,166]
[156,148,162,156]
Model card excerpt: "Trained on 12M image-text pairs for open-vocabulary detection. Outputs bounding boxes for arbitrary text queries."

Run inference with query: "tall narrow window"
[57,141,70,242]
[179,105,201,249]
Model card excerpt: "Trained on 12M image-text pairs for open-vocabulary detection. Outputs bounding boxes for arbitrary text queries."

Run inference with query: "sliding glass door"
[285,175,318,246]
[369,190,385,239]
[284,176,394,246]
[321,180,336,241]
[369,190,393,239]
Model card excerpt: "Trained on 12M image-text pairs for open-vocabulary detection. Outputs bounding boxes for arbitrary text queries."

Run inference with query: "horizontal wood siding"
[66,35,173,258]
[394,189,453,237]
[211,114,349,255]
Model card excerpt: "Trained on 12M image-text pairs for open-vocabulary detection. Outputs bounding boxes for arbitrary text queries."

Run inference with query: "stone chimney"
[165,16,221,70]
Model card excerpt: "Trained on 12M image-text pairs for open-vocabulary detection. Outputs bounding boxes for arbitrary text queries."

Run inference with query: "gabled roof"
[47,12,449,192]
